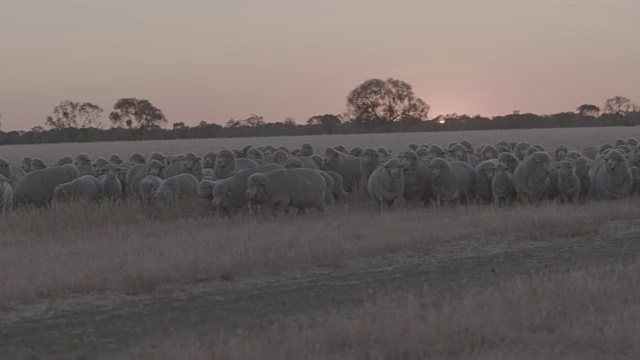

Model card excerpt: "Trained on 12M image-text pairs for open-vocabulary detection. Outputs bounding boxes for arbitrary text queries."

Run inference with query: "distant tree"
[226,119,241,128]
[173,122,186,130]
[109,98,167,130]
[198,121,208,127]
[31,126,44,132]
[284,117,296,126]
[243,114,264,127]
[576,104,600,117]
[45,100,103,129]
[604,96,635,125]
[346,78,430,128]
[307,114,342,134]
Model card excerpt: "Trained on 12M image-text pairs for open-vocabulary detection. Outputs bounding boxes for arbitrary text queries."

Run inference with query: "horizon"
[1,0,639,132]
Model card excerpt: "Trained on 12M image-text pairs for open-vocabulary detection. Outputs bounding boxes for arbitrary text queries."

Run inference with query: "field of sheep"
[3,126,640,359]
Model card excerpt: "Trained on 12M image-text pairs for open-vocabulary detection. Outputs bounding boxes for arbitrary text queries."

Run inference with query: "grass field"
[2,126,640,358]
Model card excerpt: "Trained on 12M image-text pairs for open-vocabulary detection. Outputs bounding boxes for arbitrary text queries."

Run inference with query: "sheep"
[496,140,510,148]
[497,152,519,173]
[56,156,73,166]
[0,159,26,185]
[53,175,101,202]
[416,147,429,161]
[92,157,110,176]
[514,142,530,161]
[565,151,582,160]
[367,158,405,210]
[376,146,392,157]
[211,163,283,216]
[359,148,381,186]
[150,152,167,166]
[31,158,48,170]
[296,156,320,169]
[554,144,568,161]
[0,175,13,213]
[183,152,203,180]
[600,144,613,154]
[263,145,276,156]
[326,170,349,203]
[129,153,147,165]
[581,146,600,160]
[284,158,305,169]
[512,152,552,205]
[626,138,638,147]
[617,144,632,154]
[399,149,431,205]
[322,147,361,192]
[428,158,475,206]
[139,175,164,203]
[247,148,265,160]
[310,155,323,169]
[614,138,626,147]
[165,156,186,178]
[13,164,80,207]
[350,147,363,157]
[202,151,217,169]
[317,170,335,206]
[21,157,32,173]
[630,167,640,197]
[591,149,632,200]
[246,168,326,217]
[74,153,95,176]
[334,145,348,154]
[271,150,289,166]
[474,159,499,204]
[152,173,199,203]
[125,159,166,197]
[213,148,258,180]
[202,168,215,178]
[479,145,498,161]
[574,157,591,202]
[426,145,447,160]
[491,163,514,207]
[197,179,220,201]
[628,145,640,168]
[109,154,123,165]
[556,159,581,204]
[99,164,125,200]
[460,140,474,155]
[449,144,469,162]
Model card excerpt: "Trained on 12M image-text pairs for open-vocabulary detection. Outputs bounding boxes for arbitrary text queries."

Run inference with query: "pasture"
[2,126,640,359]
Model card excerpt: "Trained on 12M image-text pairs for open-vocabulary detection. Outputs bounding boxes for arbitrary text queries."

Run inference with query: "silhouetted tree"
[198,121,208,127]
[31,126,44,132]
[109,98,167,130]
[226,119,241,128]
[243,114,264,127]
[604,96,635,126]
[173,122,186,130]
[284,117,296,126]
[45,101,103,129]
[307,114,342,134]
[577,104,600,117]
[346,78,430,128]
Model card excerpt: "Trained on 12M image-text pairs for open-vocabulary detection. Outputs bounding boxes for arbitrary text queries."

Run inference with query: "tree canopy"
[109,98,167,130]
[45,101,103,129]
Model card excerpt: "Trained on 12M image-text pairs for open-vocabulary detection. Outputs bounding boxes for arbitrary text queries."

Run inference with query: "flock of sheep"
[0,138,639,216]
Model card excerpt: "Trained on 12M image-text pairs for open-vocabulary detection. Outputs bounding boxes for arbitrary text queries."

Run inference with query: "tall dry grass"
[126,260,640,360]
[1,197,639,305]
[1,127,639,164]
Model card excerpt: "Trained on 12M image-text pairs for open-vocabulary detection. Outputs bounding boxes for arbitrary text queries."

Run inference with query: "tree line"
[0,78,638,145]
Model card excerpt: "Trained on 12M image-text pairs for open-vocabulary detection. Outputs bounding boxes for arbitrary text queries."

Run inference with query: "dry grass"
[0,127,638,164]
[125,260,640,360]
[1,197,639,305]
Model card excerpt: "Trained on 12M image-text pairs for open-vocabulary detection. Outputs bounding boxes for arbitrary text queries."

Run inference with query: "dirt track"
[1,220,639,359]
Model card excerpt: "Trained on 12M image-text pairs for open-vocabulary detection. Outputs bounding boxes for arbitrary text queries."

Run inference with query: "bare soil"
[1,219,639,359]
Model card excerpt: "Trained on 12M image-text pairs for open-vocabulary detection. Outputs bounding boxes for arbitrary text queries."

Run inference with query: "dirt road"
[1,221,638,359]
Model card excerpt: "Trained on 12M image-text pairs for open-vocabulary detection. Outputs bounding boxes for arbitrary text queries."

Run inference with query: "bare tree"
[45,101,103,129]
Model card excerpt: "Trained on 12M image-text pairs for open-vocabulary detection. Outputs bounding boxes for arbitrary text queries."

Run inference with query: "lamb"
[53,175,101,202]
[56,156,73,166]
[0,175,13,213]
[591,149,632,200]
[359,148,381,186]
[152,173,199,203]
[367,158,405,210]
[74,153,95,176]
[326,170,349,203]
[213,148,258,179]
[21,157,32,172]
[512,152,552,205]
[139,175,164,203]
[99,164,125,200]
[211,163,283,216]
[31,158,48,170]
[322,147,361,192]
[497,152,519,173]
[474,159,499,204]
[556,159,581,204]
[109,154,123,165]
[246,168,326,217]
[202,151,217,169]
[399,149,431,205]
[183,152,203,180]
[428,158,475,206]
[13,164,80,207]
[491,163,514,207]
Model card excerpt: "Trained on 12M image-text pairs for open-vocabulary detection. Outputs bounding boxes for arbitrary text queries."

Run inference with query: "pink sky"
[1,0,638,131]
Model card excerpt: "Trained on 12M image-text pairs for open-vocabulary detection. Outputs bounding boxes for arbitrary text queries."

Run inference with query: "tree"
[284,117,296,126]
[109,98,167,130]
[243,114,264,127]
[31,126,44,132]
[226,119,241,128]
[346,78,430,128]
[307,114,342,134]
[604,96,635,126]
[198,121,208,127]
[45,100,103,129]
[576,104,600,117]
[173,122,186,130]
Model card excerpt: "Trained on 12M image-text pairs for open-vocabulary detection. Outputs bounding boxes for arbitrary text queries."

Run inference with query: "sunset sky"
[1,0,638,131]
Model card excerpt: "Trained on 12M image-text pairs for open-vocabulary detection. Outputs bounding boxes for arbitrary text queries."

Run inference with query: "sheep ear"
[225,190,232,196]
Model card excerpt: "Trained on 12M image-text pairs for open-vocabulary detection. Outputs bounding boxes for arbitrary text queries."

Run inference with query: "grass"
[1,197,639,305]
[125,259,640,359]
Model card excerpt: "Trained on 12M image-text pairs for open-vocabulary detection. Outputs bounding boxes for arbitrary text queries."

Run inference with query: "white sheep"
[0,175,13,213]
[153,173,199,202]
[53,175,101,202]
[367,158,405,210]
[14,164,80,207]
